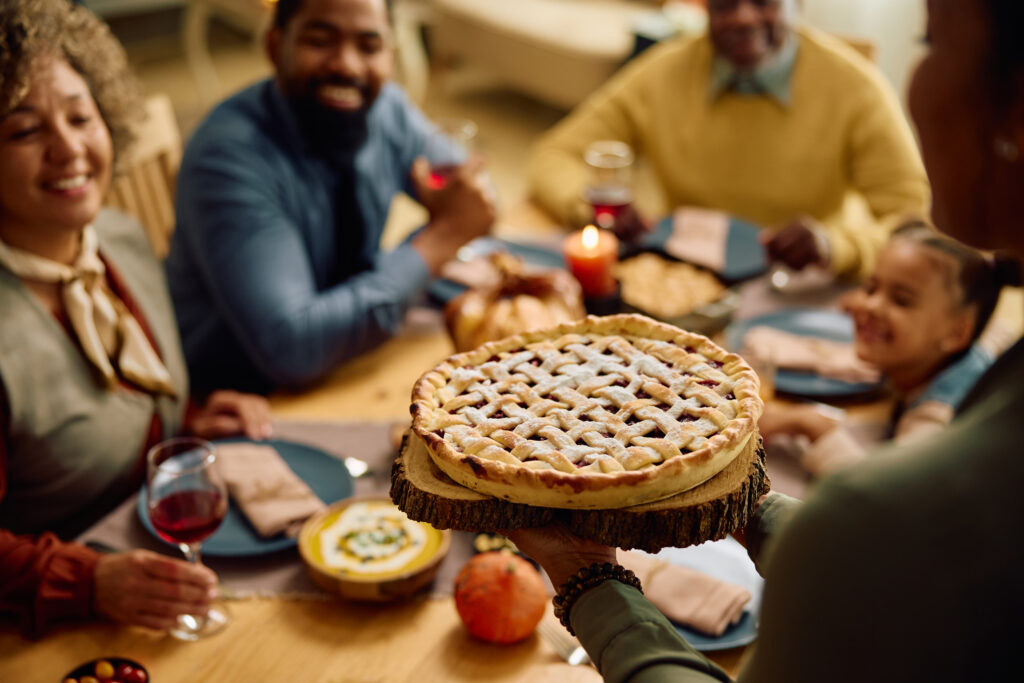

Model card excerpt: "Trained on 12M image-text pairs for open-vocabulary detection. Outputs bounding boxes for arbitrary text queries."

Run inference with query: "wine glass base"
[169,604,231,641]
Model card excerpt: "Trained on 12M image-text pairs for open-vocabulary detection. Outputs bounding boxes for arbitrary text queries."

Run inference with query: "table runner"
[76,419,478,601]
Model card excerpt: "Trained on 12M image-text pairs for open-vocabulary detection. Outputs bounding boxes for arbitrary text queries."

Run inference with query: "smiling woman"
[0,0,273,639]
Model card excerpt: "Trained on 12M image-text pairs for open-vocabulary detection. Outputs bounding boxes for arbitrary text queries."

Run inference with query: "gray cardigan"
[0,209,188,537]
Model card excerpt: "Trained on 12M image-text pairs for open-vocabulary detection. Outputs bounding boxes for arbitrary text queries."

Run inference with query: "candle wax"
[563,228,619,298]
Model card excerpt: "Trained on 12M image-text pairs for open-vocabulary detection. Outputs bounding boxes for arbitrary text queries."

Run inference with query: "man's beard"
[288,79,372,155]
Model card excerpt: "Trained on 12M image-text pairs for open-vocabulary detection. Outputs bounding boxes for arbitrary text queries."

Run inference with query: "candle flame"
[582,225,600,250]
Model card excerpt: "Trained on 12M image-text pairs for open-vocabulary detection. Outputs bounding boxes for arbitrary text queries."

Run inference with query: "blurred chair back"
[106,93,181,259]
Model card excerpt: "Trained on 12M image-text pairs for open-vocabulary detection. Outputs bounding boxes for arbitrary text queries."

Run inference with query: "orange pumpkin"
[454,551,548,643]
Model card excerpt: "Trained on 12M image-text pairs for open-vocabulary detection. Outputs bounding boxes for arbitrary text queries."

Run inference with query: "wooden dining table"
[2,201,972,682]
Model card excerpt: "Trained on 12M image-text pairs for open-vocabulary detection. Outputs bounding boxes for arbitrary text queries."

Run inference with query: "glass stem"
[177,542,208,632]
[179,542,202,565]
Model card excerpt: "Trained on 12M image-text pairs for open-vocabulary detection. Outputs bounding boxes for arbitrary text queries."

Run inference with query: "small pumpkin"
[454,551,548,644]
[445,252,586,352]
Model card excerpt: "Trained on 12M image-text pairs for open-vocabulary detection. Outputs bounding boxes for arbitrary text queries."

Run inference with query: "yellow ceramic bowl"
[298,496,450,602]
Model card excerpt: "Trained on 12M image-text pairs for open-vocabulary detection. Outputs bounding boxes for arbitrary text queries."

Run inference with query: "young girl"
[758,219,1020,475]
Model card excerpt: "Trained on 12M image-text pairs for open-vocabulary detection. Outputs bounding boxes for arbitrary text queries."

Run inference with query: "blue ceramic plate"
[654,537,763,652]
[138,438,353,557]
[727,308,884,398]
[428,237,566,303]
[637,215,768,283]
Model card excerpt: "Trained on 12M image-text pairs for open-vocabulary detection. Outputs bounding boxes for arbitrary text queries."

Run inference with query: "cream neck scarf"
[0,226,177,396]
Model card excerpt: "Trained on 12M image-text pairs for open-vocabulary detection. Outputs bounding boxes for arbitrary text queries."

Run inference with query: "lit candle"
[563,225,619,298]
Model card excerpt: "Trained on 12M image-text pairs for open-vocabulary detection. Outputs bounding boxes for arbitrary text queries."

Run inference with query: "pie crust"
[410,314,763,509]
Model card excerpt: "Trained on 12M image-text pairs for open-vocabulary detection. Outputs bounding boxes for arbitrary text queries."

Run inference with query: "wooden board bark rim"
[390,431,770,552]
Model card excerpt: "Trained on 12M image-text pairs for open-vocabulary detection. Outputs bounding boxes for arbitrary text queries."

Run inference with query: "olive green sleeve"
[744,491,802,576]
[572,580,732,683]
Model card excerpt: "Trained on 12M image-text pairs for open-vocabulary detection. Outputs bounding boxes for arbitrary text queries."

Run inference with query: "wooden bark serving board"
[390,432,770,552]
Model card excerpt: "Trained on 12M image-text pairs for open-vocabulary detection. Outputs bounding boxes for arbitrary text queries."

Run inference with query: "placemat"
[76,419,476,601]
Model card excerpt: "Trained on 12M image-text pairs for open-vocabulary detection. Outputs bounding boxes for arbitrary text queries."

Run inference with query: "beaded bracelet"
[552,562,643,636]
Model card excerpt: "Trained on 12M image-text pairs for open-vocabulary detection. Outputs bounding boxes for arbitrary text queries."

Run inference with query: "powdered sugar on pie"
[410,314,763,509]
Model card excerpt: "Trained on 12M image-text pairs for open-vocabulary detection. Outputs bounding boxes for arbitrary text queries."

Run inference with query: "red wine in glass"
[428,164,458,190]
[585,184,633,229]
[150,489,227,545]
[146,437,231,641]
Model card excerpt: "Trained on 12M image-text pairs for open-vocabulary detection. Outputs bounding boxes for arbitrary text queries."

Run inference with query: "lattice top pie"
[410,314,763,509]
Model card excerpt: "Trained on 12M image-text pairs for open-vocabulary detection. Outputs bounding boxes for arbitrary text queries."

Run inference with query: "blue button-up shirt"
[166,80,439,392]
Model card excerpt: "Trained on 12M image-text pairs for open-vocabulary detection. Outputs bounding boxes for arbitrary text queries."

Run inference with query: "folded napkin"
[665,208,730,274]
[742,325,881,384]
[620,550,751,637]
[214,443,325,538]
[439,255,503,289]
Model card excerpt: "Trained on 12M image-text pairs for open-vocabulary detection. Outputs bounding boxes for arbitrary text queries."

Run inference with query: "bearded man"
[166,0,495,393]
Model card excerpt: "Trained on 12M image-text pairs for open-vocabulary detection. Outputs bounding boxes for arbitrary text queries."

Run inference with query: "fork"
[537,614,592,666]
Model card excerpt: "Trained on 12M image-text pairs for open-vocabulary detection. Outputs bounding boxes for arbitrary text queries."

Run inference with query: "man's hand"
[188,390,272,441]
[504,525,617,589]
[764,217,827,271]
[609,204,651,243]
[410,155,496,273]
[93,550,218,631]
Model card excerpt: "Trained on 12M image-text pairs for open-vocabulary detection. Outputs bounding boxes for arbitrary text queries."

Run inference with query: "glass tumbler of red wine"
[583,140,634,230]
[146,437,230,641]
[424,117,478,189]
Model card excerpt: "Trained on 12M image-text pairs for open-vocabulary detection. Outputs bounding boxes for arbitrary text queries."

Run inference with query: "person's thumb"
[410,156,434,198]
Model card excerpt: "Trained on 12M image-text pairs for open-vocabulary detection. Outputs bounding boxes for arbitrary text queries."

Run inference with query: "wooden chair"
[105,93,181,259]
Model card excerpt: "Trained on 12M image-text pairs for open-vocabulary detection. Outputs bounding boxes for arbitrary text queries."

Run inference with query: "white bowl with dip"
[298,496,450,602]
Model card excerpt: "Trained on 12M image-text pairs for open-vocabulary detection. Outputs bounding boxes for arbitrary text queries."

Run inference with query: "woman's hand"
[188,390,272,440]
[504,525,617,589]
[93,550,218,631]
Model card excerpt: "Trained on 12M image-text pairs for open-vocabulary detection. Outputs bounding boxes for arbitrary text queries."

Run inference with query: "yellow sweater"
[528,26,930,279]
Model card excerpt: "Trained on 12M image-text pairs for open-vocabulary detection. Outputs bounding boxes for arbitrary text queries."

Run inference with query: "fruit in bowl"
[454,550,548,643]
[63,657,147,683]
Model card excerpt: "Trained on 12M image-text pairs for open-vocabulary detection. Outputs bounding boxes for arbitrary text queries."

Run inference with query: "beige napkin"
[742,325,881,384]
[621,550,751,637]
[214,443,325,538]
[666,208,730,273]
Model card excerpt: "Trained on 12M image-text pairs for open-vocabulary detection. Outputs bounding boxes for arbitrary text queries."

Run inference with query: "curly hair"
[0,0,144,164]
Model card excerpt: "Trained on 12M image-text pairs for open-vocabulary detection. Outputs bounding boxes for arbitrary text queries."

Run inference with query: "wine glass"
[423,117,478,189]
[583,140,634,230]
[146,437,230,641]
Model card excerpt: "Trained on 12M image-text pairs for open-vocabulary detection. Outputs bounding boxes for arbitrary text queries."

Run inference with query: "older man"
[166,0,495,394]
[528,0,929,279]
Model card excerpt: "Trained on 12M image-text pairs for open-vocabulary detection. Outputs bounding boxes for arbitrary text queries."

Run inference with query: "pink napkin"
[620,550,751,637]
[213,443,325,538]
[742,325,881,383]
[666,208,730,273]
